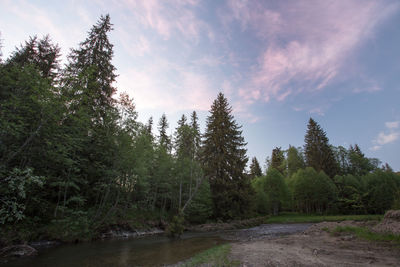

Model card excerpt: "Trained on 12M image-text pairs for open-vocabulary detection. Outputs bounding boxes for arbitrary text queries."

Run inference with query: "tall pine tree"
[202,93,254,220]
[8,35,60,82]
[190,111,201,160]
[158,113,171,151]
[60,14,121,218]
[63,14,116,123]
[249,157,262,178]
[270,147,285,174]
[304,118,338,178]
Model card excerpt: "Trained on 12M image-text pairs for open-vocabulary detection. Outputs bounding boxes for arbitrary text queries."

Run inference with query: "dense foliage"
[0,15,399,243]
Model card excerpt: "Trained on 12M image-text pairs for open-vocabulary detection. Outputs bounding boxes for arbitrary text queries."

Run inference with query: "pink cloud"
[117,63,214,112]
[122,0,211,41]
[222,0,282,39]
[224,0,399,103]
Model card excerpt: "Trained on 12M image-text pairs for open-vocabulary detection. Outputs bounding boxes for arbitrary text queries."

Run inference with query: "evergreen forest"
[1,15,400,243]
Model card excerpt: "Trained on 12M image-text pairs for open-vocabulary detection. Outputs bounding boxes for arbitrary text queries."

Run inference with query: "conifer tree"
[270,147,285,174]
[249,157,262,178]
[190,111,201,160]
[8,35,60,81]
[174,115,192,158]
[59,14,120,217]
[348,144,374,176]
[146,117,154,136]
[202,92,254,220]
[304,118,338,178]
[64,14,116,121]
[158,113,171,151]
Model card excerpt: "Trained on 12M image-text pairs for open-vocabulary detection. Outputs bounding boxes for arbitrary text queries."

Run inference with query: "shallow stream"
[2,223,312,266]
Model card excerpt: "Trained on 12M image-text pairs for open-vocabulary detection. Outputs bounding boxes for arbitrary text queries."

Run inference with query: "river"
[1,223,312,266]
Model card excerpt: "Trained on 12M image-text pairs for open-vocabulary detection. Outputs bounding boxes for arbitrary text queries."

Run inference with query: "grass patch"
[265,213,383,224]
[182,244,239,267]
[330,226,400,245]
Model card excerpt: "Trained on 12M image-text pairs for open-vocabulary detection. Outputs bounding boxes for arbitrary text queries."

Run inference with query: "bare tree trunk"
[97,190,120,226]
[181,175,205,213]
[54,184,62,218]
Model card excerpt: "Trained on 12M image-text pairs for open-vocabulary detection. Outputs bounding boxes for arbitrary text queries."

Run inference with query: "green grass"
[265,212,383,224]
[329,226,400,245]
[182,244,240,267]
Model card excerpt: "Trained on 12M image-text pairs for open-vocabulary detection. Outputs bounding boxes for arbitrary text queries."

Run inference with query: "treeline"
[250,118,400,216]
[0,15,399,242]
[0,15,254,242]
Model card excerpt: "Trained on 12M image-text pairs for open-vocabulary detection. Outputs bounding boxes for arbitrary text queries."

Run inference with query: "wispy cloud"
[376,131,399,145]
[309,107,325,116]
[385,121,399,129]
[223,0,398,103]
[121,0,211,41]
[371,120,400,150]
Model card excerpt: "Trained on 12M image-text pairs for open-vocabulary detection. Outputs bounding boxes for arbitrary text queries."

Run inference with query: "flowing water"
[1,223,311,267]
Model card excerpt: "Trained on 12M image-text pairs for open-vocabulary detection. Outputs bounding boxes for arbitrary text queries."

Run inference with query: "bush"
[0,168,44,225]
[166,214,185,238]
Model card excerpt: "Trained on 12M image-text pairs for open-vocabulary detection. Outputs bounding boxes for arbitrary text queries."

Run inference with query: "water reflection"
[2,235,226,267]
[1,223,312,267]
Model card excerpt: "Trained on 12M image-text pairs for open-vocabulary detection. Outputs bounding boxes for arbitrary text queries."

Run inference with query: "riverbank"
[264,212,383,224]
[180,212,400,266]
[0,213,389,264]
[229,220,400,266]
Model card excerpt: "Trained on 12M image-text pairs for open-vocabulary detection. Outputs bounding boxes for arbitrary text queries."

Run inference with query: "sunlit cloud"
[117,64,214,112]
[371,121,400,150]
[223,0,399,103]
[376,131,399,145]
[121,0,211,41]
[385,121,399,129]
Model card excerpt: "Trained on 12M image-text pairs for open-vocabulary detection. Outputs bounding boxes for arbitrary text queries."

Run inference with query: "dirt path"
[229,221,400,267]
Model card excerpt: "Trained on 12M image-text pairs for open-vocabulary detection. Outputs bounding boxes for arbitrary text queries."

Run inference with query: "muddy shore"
[229,221,400,267]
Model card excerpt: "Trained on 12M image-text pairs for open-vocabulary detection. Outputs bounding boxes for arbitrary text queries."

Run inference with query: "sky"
[1,0,400,171]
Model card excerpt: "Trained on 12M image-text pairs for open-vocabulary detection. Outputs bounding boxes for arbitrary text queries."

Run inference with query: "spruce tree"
[174,114,191,158]
[190,111,201,160]
[64,14,116,121]
[158,113,171,151]
[249,157,262,178]
[202,92,253,220]
[8,35,60,81]
[270,147,285,174]
[304,118,338,178]
[146,117,153,135]
[348,144,374,176]
[60,14,120,213]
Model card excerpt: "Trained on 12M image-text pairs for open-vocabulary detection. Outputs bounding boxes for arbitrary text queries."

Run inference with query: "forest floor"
[229,220,400,267]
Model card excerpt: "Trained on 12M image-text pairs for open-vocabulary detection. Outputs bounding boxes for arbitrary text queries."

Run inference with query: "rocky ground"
[229,219,400,267]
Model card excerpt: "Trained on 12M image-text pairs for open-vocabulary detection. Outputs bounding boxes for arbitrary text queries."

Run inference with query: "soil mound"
[373,210,400,235]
